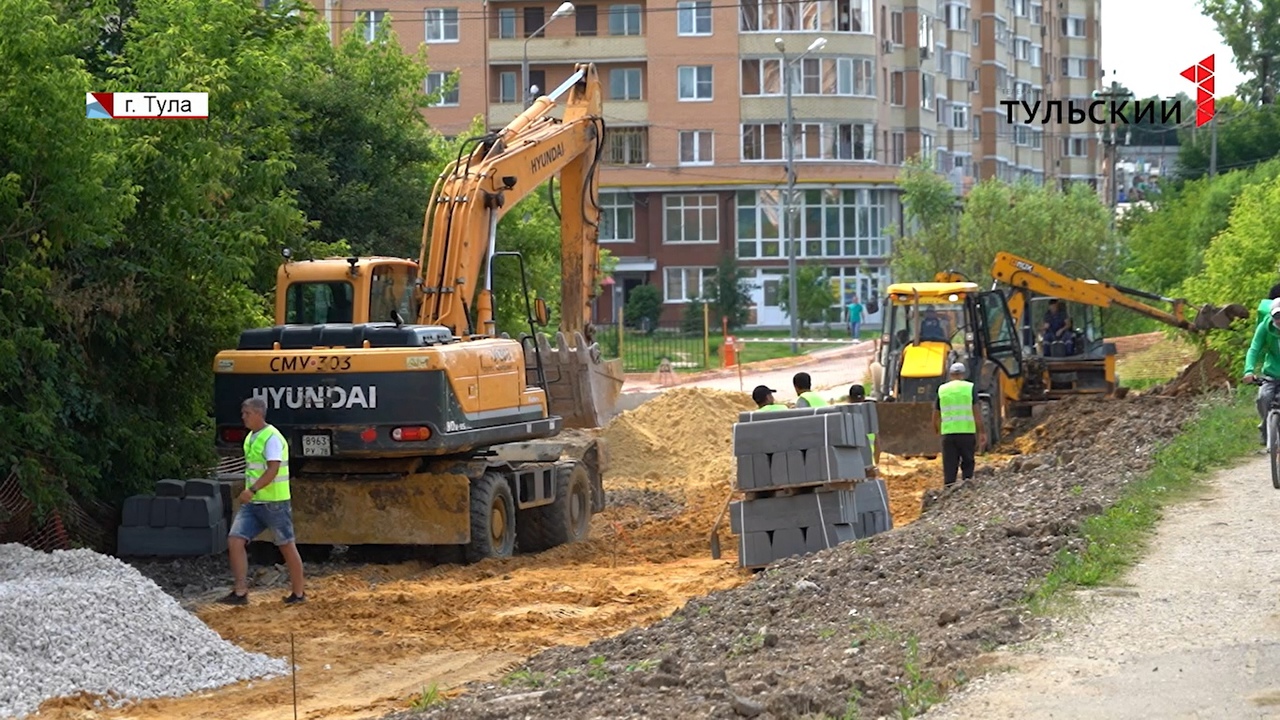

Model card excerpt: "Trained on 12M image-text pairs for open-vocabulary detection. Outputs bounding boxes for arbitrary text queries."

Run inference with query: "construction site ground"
[36,333,1218,720]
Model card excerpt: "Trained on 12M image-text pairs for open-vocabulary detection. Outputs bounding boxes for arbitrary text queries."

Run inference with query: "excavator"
[872,253,1246,458]
[206,63,625,560]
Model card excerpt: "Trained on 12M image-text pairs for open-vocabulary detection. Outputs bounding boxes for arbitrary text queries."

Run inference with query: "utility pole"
[776,36,826,354]
[1092,79,1132,224]
[1209,112,1218,178]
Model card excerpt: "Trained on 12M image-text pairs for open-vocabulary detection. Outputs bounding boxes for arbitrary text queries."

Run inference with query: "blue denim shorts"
[229,500,296,546]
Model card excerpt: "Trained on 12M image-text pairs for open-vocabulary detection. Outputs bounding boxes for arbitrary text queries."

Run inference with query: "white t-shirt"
[250,430,285,462]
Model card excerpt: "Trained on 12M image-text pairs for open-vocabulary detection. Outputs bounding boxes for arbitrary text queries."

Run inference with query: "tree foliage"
[704,255,753,331]
[1199,0,1280,105]
[1177,99,1280,180]
[778,264,838,332]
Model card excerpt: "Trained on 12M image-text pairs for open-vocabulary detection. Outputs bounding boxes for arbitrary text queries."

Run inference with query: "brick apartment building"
[305,0,1103,328]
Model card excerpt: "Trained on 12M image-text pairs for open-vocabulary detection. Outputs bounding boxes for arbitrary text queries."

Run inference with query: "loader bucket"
[874,401,942,458]
[1192,303,1250,330]
[530,331,625,429]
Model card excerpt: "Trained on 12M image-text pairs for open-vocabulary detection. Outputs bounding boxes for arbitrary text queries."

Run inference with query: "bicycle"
[1247,376,1280,489]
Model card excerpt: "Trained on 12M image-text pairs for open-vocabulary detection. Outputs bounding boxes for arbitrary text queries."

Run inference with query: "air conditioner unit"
[882,39,892,54]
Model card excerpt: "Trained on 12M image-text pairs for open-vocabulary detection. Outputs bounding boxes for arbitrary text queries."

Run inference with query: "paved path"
[620,341,876,402]
[926,455,1280,720]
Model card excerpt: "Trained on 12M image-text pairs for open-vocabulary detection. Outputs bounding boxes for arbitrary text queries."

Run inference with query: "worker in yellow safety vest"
[792,372,829,408]
[932,362,986,487]
[752,384,788,411]
[846,384,880,467]
[220,396,307,606]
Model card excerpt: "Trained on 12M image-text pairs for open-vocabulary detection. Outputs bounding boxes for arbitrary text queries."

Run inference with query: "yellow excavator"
[209,63,624,560]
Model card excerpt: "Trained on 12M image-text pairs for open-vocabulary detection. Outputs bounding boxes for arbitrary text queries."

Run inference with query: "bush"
[624,284,661,332]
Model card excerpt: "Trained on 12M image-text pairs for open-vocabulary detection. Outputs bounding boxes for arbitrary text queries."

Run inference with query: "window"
[664,267,716,303]
[523,6,544,36]
[1031,2,1043,24]
[359,10,387,42]
[918,13,933,48]
[606,127,648,164]
[1031,126,1043,149]
[739,0,873,33]
[921,73,934,110]
[678,65,713,100]
[610,68,642,100]
[497,8,516,38]
[679,130,714,165]
[497,71,517,103]
[1013,0,1029,17]
[890,10,903,43]
[369,265,418,326]
[1062,137,1088,156]
[972,18,979,45]
[663,194,719,244]
[951,103,968,130]
[285,281,355,324]
[741,121,875,161]
[678,0,712,35]
[599,192,635,243]
[889,71,904,105]
[425,8,459,42]
[1014,124,1031,146]
[426,71,459,106]
[1015,37,1030,61]
[1030,43,1042,67]
[994,17,1009,45]
[576,5,598,35]
[740,57,874,96]
[947,52,969,80]
[891,132,905,164]
[1061,16,1086,37]
[1060,57,1086,78]
[944,4,967,31]
[920,132,934,162]
[609,4,642,35]
[1014,81,1031,101]
[735,188,888,259]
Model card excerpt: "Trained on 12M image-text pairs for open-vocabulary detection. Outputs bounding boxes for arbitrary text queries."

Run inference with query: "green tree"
[1176,99,1280,180]
[490,185,566,336]
[886,156,963,281]
[680,298,707,334]
[704,254,753,331]
[1199,0,1280,105]
[778,264,837,333]
[624,285,662,332]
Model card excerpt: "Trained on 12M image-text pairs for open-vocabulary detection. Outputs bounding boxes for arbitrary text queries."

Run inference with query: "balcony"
[739,96,878,122]
[488,99,648,127]
[489,36,647,63]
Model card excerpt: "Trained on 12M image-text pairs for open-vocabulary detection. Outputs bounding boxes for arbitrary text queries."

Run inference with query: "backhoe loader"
[205,64,624,560]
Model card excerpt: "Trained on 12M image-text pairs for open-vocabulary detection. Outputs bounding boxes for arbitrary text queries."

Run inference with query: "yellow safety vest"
[868,431,877,459]
[798,391,828,407]
[937,380,977,435]
[759,403,788,411]
[243,424,291,502]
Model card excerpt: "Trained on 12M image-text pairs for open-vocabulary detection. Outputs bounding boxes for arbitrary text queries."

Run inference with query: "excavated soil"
[398,389,1207,720]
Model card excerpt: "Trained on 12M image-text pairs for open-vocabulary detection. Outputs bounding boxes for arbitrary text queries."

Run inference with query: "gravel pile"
[0,543,288,719]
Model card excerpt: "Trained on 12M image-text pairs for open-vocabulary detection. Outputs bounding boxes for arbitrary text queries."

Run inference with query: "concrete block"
[183,479,220,498]
[148,496,181,528]
[739,530,773,568]
[769,527,807,562]
[804,523,857,552]
[751,454,770,490]
[733,413,856,455]
[179,496,223,529]
[154,479,185,497]
[804,447,867,482]
[785,450,805,485]
[121,496,151,528]
[116,519,229,557]
[853,480,893,539]
[736,454,755,491]
[737,404,855,423]
[729,489,859,534]
[769,452,789,487]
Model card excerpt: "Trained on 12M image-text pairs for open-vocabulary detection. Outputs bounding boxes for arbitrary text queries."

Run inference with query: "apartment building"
[310,0,1103,328]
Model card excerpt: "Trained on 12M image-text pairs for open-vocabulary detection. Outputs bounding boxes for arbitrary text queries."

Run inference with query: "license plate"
[302,434,331,457]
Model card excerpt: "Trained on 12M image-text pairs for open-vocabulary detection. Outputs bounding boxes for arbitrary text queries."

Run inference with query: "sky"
[1101,0,1248,100]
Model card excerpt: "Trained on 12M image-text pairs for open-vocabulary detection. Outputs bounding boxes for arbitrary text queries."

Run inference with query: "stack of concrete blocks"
[729,403,893,569]
[116,478,237,557]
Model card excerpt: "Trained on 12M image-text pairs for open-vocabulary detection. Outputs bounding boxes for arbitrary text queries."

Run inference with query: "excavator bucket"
[872,401,942,458]
[1192,303,1250,330]
[528,331,625,429]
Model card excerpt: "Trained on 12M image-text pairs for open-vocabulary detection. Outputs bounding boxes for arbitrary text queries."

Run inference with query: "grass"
[607,327,855,373]
[1026,387,1258,613]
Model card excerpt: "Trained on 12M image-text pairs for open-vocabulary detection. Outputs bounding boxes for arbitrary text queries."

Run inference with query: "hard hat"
[1270,298,1280,317]
[949,362,967,374]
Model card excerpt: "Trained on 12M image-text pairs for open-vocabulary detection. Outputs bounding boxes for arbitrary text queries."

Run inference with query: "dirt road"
[927,454,1280,720]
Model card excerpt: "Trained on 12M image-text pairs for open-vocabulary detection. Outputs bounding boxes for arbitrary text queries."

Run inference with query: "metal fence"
[594,319,712,373]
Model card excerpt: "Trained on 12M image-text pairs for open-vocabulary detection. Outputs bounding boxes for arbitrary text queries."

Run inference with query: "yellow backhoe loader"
[208,63,624,560]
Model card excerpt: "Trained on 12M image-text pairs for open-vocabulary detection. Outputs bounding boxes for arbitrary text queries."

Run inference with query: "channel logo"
[1180,54,1215,127]
[86,92,209,119]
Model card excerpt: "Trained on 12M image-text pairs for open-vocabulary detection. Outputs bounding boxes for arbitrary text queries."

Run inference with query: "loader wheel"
[465,473,516,562]
[517,463,592,553]
[980,400,997,452]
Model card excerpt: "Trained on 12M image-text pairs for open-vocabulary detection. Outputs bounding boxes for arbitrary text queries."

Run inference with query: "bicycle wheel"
[1269,411,1280,489]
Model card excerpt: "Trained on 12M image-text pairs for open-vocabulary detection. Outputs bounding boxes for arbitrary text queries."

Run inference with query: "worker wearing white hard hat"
[933,362,985,486]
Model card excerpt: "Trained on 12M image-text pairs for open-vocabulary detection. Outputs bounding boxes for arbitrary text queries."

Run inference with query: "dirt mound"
[418,391,1206,720]
[1153,349,1231,397]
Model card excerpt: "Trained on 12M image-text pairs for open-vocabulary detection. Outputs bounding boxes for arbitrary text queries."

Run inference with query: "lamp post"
[523,2,575,107]
[776,35,826,353]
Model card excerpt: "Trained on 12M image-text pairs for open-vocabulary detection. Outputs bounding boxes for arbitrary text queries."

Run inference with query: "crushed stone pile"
[1153,348,1231,397]
[0,543,288,719]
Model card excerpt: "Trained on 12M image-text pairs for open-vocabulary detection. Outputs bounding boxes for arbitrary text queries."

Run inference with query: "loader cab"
[274,257,421,326]
[1023,296,1107,359]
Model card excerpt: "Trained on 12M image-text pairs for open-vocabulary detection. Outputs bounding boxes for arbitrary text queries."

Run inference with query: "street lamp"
[523,2,575,107]
[775,36,826,353]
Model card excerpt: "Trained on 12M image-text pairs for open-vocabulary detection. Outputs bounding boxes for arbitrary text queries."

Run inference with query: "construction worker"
[752,385,788,411]
[220,396,307,606]
[933,362,986,487]
[793,372,829,408]
[846,384,880,466]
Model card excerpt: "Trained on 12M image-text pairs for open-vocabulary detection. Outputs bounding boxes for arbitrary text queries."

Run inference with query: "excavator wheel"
[465,472,517,562]
[516,462,592,553]
[979,399,997,452]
